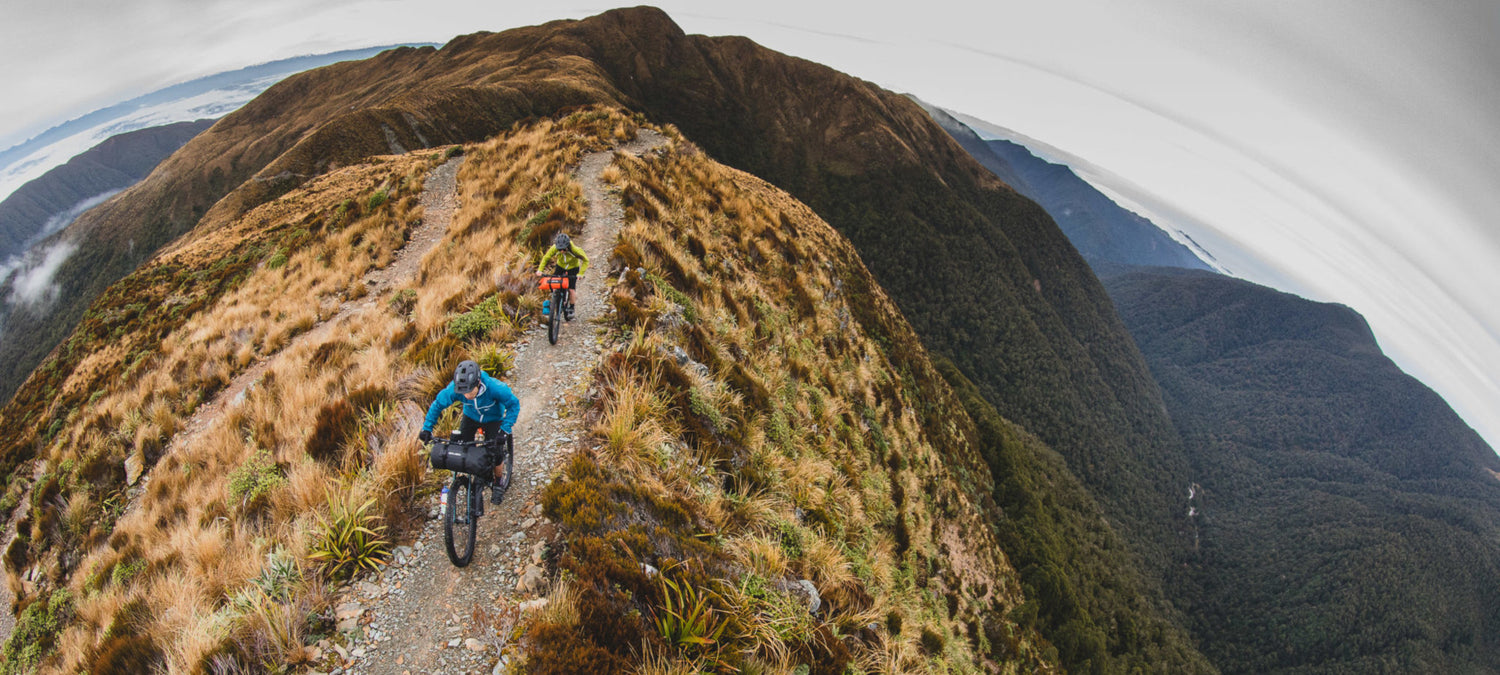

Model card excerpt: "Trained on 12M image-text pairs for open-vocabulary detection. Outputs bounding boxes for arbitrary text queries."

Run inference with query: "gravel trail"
[328,130,666,675]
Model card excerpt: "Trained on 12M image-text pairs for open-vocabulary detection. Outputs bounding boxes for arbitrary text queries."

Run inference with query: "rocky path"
[320,130,666,675]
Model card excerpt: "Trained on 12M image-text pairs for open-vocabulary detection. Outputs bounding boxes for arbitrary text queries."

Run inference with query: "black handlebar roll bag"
[428,440,495,476]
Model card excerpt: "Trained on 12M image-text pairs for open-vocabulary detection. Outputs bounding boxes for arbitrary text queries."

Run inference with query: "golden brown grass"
[6,108,643,673]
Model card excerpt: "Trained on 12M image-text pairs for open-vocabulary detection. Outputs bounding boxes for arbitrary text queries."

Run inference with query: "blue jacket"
[423,371,520,433]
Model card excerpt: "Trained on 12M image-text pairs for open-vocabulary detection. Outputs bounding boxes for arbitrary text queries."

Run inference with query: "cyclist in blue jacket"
[419,360,520,503]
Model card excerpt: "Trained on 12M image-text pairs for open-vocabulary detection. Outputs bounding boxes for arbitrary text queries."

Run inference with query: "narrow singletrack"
[338,130,667,675]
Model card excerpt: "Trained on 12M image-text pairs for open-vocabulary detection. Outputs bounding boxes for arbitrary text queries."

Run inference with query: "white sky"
[3,0,1498,451]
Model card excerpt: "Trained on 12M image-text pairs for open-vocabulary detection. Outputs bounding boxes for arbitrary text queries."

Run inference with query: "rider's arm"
[423,384,458,432]
[572,244,590,276]
[485,375,520,434]
[536,246,557,273]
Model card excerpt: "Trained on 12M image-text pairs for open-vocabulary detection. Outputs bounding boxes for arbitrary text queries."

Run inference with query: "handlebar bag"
[538,276,571,290]
[428,440,495,476]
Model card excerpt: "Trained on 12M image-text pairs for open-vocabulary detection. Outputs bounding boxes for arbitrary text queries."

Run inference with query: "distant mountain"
[985,139,1213,271]
[911,99,1031,193]
[922,107,1213,272]
[1104,265,1500,673]
[0,45,434,205]
[0,120,212,263]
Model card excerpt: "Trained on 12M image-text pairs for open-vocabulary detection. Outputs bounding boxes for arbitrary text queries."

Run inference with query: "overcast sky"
[3,0,1498,451]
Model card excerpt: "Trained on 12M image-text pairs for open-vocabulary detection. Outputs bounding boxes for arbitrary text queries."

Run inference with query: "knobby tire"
[548,289,563,344]
[444,474,477,567]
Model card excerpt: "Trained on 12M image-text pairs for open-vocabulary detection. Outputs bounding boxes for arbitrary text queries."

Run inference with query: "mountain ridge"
[0,120,213,262]
[0,8,1214,672]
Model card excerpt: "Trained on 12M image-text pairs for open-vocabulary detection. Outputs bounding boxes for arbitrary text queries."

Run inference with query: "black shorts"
[551,265,578,291]
[457,417,511,462]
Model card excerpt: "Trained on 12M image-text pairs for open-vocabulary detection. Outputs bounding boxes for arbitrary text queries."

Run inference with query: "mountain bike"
[538,274,575,345]
[428,432,514,567]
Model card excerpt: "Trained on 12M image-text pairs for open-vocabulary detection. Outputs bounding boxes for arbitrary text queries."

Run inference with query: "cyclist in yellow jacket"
[537,232,589,319]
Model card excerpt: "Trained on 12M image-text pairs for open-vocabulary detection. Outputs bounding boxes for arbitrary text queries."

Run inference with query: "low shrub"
[307,488,389,582]
[0,587,73,673]
[447,295,511,342]
[227,450,286,514]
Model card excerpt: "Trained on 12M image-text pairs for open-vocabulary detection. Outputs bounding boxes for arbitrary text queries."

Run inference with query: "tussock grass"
[530,129,1054,672]
[3,108,639,673]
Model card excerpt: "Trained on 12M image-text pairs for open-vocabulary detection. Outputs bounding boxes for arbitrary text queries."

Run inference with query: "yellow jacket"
[537,243,589,275]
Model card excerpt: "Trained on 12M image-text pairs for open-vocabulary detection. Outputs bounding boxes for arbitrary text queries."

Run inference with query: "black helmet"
[453,360,481,394]
[554,233,571,251]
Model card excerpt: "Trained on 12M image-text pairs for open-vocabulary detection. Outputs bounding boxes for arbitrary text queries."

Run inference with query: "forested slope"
[1105,266,1500,673]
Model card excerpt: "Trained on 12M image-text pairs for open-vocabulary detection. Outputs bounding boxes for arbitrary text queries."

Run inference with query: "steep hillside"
[0,120,213,261]
[1105,266,1500,673]
[527,120,1060,674]
[0,7,1209,671]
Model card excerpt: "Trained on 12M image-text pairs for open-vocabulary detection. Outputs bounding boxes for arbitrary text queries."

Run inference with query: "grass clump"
[388,288,417,316]
[366,189,388,211]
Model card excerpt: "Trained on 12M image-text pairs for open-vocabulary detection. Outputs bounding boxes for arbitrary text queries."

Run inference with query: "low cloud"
[6,239,78,308]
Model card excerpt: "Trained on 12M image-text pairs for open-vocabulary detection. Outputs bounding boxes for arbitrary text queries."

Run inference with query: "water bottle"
[542,299,551,316]
[440,485,449,518]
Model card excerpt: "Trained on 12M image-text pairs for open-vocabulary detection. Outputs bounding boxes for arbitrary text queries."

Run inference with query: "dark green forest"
[1105,266,1500,673]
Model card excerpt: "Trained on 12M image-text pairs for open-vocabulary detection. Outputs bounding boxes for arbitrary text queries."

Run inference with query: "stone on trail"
[516,564,546,593]
[335,602,365,620]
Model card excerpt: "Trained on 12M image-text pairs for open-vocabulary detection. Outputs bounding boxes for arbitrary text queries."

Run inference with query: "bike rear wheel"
[548,289,563,344]
[444,474,477,567]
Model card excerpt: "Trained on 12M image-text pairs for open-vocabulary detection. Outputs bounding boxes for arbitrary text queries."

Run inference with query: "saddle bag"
[428,440,494,476]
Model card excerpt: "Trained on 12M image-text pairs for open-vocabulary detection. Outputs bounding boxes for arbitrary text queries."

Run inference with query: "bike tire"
[548,290,562,344]
[502,436,515,496]
[444,474,477,567]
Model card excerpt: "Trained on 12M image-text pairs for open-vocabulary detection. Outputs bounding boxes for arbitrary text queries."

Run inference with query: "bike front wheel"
[444,474,477,567]
[548,290,563,344]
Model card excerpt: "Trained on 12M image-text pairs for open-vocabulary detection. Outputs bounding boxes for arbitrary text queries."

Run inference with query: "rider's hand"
[418,429,432,443]
[501,427,512,437]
